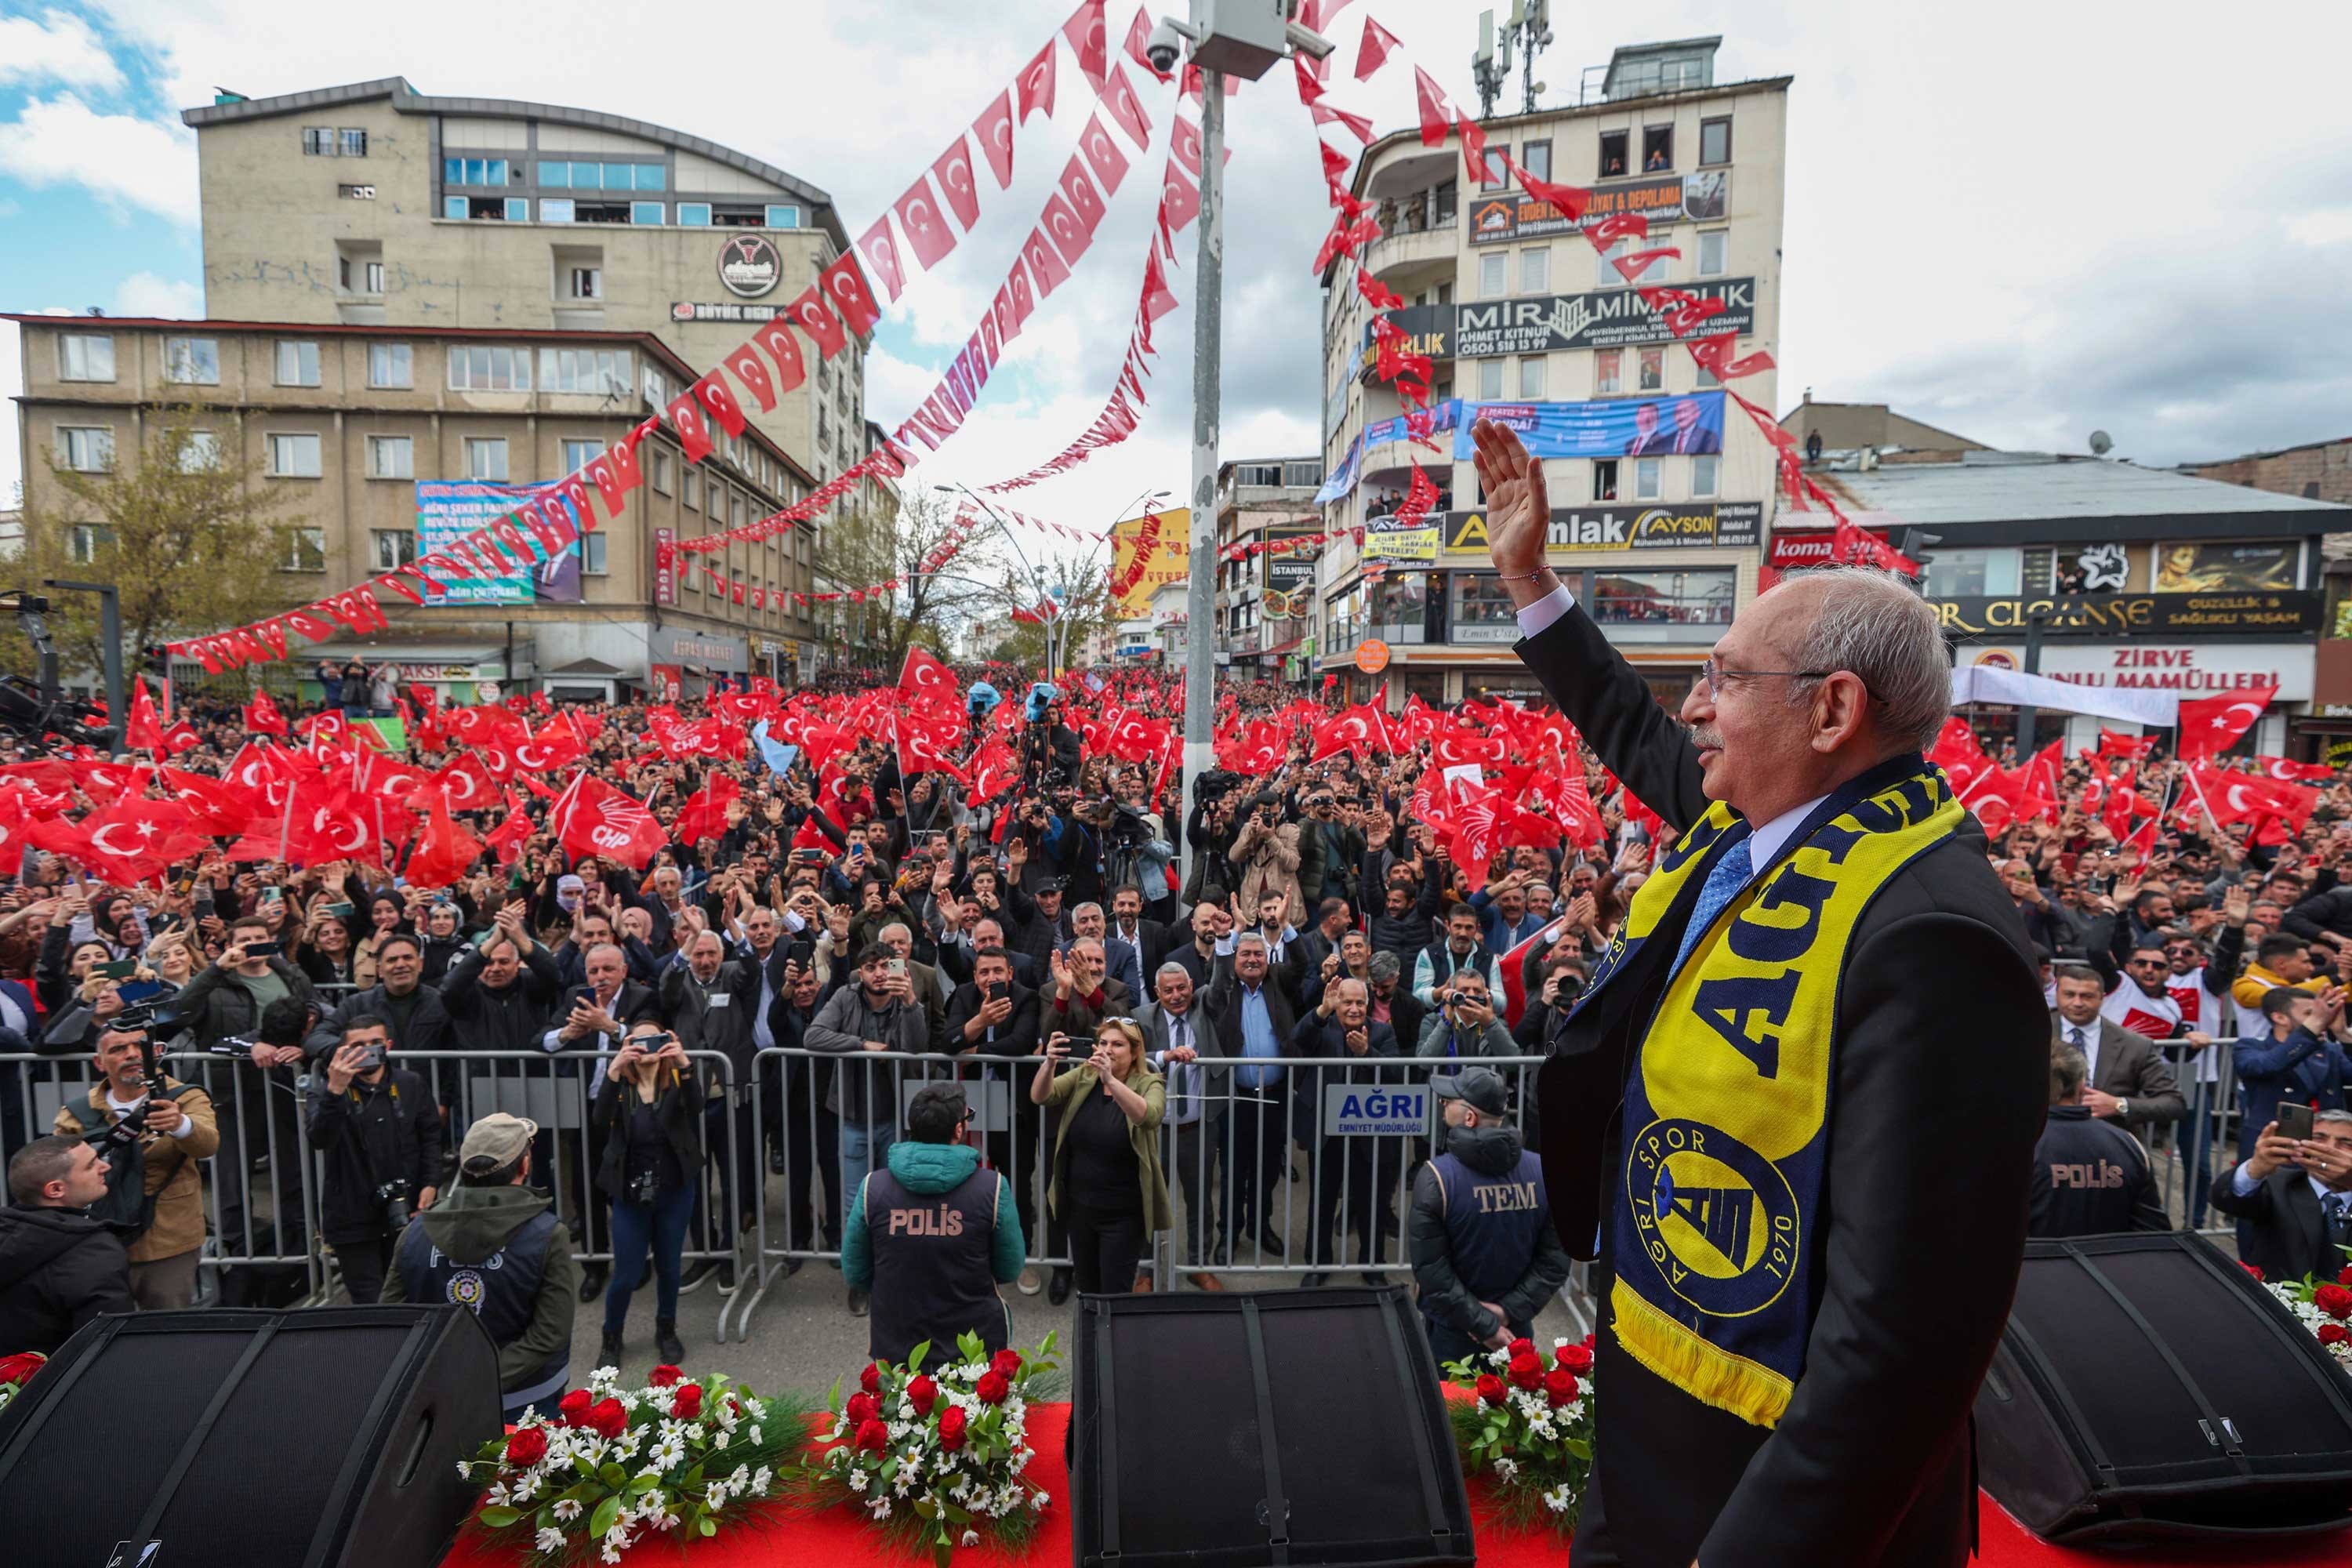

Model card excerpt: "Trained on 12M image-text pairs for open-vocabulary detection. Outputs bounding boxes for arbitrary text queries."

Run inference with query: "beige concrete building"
[1778,396,1987,459]
[1214,456,1324,681]
[5,314,822,701]
[1314,36,1788,707]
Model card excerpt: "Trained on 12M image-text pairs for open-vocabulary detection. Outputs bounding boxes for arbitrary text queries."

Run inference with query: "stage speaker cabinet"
[0,1305,503,1568]
[1069,1286,1475,1567]
[1976,1232,2352,1544]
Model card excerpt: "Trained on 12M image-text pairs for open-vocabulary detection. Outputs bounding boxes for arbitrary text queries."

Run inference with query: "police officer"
[385,1113,580,1420]
[2029,1042,2169,1238]
[1408,1068,1572,1363]
[840,1083,1025,1366]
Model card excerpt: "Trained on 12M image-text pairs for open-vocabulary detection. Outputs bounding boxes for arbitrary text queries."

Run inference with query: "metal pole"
[48,579,123,753]
[1182,67,1225,889]
[2016,606,2047,757]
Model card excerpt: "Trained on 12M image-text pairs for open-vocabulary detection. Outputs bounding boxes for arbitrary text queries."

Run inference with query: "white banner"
[1950,665,2180,727]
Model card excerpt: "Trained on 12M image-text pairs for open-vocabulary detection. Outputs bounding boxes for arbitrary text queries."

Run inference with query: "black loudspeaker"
[1976,1232,2352,1544]
[1069,1287,1474,1568]
[0,1306,502,1568]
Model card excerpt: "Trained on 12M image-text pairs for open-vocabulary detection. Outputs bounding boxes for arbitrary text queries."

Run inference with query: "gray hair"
[1073,902,1104,923]
[1155,960,1192,985]
[1778,566,1951,754]
[1234,931,1269,953]
[1367,950,1401,982]
[2321,1109,2352,1130]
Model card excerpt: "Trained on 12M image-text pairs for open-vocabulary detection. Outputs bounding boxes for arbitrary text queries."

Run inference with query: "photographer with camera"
[593,1019,703,1368]
[306,1016,444,1304]
[1229,793,1307,931]
[53,1025,218,1310]
[176,913,315,1246]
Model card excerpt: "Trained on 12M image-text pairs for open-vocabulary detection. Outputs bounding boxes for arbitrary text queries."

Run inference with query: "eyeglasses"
[1697,656,1838,695]
[2125,957,2169,970]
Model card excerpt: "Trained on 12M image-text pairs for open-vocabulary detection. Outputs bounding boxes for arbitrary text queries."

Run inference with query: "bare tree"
[818,488,1004,670]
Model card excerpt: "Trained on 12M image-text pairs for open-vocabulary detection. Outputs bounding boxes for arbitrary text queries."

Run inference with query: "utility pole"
[2015,604,2052,757]
[1181,68,1225,886]
[46,579,124,753]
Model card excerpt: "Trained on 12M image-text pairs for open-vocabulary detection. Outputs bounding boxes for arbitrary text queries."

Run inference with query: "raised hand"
[1470,419,1552,591]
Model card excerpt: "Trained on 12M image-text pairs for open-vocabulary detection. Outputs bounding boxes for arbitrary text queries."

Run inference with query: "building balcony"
[1362,224,1455,290]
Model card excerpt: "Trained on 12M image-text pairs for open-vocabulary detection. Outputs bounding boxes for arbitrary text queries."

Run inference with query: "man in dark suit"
[944,945,1043,1283]
[1474,417,2049,1568]
[2049,966,2187,1140]
[546,942,660,1301]
[2030,1039,2168,1238]
[2211,1109,2352,1282]
[1290,976,1404,1287]
[1203,931,1301,1258]
[1109,884,1181,978]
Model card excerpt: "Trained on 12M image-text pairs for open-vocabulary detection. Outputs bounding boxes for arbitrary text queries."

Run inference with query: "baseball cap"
[459,1112,537,1174]
[1432,1068,1508,1118]
[1036,876,1069,895]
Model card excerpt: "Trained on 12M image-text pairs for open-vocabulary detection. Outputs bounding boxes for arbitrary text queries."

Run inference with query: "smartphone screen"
[325,902,354,918]
[244,939,282,958]
[97,960,140,980]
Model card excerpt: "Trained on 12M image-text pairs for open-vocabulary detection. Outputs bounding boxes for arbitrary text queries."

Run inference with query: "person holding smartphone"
[2214,1105,2352,1282]
[306,1018,442,1305]
[592,1020,703,1368]
[1030,1018,1169,1302]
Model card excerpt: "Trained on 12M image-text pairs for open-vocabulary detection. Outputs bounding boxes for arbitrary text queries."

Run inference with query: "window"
[177,431,220,473]
[67,524,113,563]
[1590,568,1735,626]
[1642,125,1673,172]
[677,202,712,226]
[1450,574,1519,641]
[538,347,632,394]
[367,435,413,478]
[1592,458,1618,501]
[448,346,532,391]
[649,447,673,495]
[1594,348,1623,395]
[631,201,664,225]
[445,197,468,220]
[1691,455,1719,498]
[280,528,328,572]
[1519,356,1546,398]
[1638,347,1665,391]
[1519,140,1552,183]
[339,255,384,293]
[566,266,601,301]
[1598,234,1668,286]
[1478,252,1507,298]
[267,433,321,477]
[465,438,510,481]
[684,474,699,510]
[165,336,219,384]
[442,158,509,186]
[56,426,113,472]
[765,205,800,228]
[339,129,368,158]
[1477,358,1504,400]
[1633,458,1661,499]
[539,198,575,223]
[579,534,608,575]
[1434,178,1457,223]
[537,162,569,187]
[1923,547,2022,599]
[1519,246,1550,293]
[367,343,412,388]
[634,165,665,192]
[372,530,417,571]
[1598,130,1628,178]
[561,439,601,472]
[504,197,529,221]
[274,340,321,387]
[302,126,335,156]
[1699,117,1732,166]
[1234,463,1282,486]
[1282,459,1323,487]
[58,334,114,382]
[1478,143,1509,188]
[1697,230,1727,277]
[707,479,724,514]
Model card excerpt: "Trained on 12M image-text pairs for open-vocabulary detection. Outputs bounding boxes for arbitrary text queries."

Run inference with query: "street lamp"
[935,481,1068,676]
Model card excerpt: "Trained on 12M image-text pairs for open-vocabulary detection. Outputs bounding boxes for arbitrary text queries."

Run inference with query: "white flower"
[749,1425,763,1444]
[751,1465,772,1494]
[1492,1457,1519,1483]
[604,1523,632,1549]
[511,1472,541,1502]
[869,1498,893,1521]
[712,1432,730,1450]
[1487,1348,1510,1367]
[600,1548,621,1566]
[962,1530,981,1547]
[535,1527,567,1553]
[456,1461,473,1481]
[1030,1489,1050,1511]
[848,1469,869,1493]
[706,1479,731,1508]
[1543,1485,1572,1513]
[485,1481,510,1507]
[552,1498,582,1523]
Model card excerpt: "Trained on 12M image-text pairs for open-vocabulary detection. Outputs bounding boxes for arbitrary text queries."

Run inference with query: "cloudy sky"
[3,0,2350,562]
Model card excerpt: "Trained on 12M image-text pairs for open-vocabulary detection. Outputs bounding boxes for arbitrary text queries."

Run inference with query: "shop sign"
[1929,592,2322,638]
[1443,502,1761,555]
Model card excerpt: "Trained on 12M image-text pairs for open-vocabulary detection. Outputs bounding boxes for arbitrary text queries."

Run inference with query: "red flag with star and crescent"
[2176,685,2275,761]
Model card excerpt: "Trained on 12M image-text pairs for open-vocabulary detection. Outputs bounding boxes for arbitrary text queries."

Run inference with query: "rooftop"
[1814,451,2352,531]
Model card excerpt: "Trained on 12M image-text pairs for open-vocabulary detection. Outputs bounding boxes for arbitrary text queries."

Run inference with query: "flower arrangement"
[2256,1260,2352,1369]
[1439,1334,1597,1538]
[454,1365,809,1564]
[789,1332,1060,1566]
[0,1352,42,1416]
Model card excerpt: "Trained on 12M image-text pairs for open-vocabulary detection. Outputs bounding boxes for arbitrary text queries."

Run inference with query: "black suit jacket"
[1517,601,2049,1568]
[2210,1161,2344,1283]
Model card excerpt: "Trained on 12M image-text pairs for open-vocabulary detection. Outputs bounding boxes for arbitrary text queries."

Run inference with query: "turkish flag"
[125,678,165,753]
[1080,113,1131,196]
[158,767,259,837]
[2178,685,2276,760]
[2257,754,2336,783]
[1124,2,1171,82]
[896,708,968,782]
[752,318,808,395]
[666,391,714,464]
[408,753,500,814]
[550,771,665,869]
[1311,101,1374,143]
[486,790,535,867]
[673,771,739,846]
[893,175,959,270]
[244,690,289,738]
[695,369,747,439]
[2097,728,2155,760]
[1023,227,1073,296]
[787,285,849,360]
[1159,159,1200,236]
[930,136,982,230]
[1356,16,1400,80]
[1523,766,1603,849]
[723,342,779,412]
[1044,182,1097,267]
[406,793,484,890]
[1102,62,1152,146]
[973,89,1016,188]
[1171,116,1204,176]
[898,645,959,709]
[1018,38,1058,122]
[1413,66,1453,147]
[1062,0,1109,90]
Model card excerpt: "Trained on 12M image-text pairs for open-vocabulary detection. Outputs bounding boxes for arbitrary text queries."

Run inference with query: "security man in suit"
[1475,417,2049,1568]
[1409,1067,1572,1363]
[2029,1041,2168,1238]
[660,928,764,1283]
[2212,1108,2352,1283]
[2049,965,2187,1140]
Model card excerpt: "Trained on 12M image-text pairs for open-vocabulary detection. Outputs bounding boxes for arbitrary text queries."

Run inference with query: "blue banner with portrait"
[1315,399,1470,505]
[1451,391,1725,461]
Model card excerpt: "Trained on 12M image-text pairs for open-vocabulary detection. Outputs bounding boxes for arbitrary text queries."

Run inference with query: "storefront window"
[1921,546,2021,598]
[1450,572,1521,641]
[1588,568,1736,626]
[1375,573,1428,640]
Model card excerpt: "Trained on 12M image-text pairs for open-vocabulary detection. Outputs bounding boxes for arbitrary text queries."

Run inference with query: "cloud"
[113,270,203,317]
[0,94,198,223]
[0,9,125,91]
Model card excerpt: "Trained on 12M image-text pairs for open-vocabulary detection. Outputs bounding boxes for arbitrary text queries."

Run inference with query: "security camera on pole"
[1156,2,1335,887]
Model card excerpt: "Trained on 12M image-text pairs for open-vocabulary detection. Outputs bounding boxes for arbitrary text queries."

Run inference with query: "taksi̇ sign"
[1323,1081,1431,1137]
[717,233,783,299]
[1443,503,1762,555]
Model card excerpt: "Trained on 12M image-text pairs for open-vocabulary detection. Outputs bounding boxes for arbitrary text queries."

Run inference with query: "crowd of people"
[0,651,2345,1407]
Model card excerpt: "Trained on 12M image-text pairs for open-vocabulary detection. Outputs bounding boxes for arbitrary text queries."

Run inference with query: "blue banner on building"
[415,480,586,607]
[1452,391,1725,461]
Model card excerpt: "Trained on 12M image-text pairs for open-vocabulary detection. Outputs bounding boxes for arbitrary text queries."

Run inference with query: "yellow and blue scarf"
[1588,758,1961,1428]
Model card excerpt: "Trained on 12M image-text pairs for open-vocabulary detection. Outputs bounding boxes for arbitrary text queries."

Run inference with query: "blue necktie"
[1668,833,1755,979]
[2326,1191,2351,1241]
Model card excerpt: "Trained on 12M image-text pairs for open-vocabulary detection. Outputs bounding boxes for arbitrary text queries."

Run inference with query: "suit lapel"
[2292,1175,2332,1275]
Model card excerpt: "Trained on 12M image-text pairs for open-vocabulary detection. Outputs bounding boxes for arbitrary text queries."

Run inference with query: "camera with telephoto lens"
[627,1169,660,1207]
[376,1177,412,1229]
[1194,770,1243,803]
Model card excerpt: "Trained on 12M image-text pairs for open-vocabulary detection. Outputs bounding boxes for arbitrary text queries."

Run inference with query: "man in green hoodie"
[384,1112,580,1419]
[842,1083,1025,1366]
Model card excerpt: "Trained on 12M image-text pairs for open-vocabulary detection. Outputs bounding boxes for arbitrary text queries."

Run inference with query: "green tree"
[818,488,1004,671]
[16,406,309,673]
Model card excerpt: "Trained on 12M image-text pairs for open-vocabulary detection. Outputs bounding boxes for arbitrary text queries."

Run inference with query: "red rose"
[1507,1337,1535,1359]
[671,1384,702,1419]
[0,1352,44,1388]
[846,1391,880,1427]
[908,1374,938,1416]
[2244,1261,2266,1283]
[648,1364,683,1388]
[1555,1344,1594,1375]
[855,1419,889,1453]
[558,1388,593,1426]
[1474,1374,1505,1404]
[975,1370,1011,1405]
[938,1406,969,1451]
[2339,1265,2352,1289]
[2321,1323,2350,1347]
[860,1362,883,1395]
[2317,1285,2352,1321]
[587,1398,627,1440]
[504,1427,548,1468]
[1581,1333,1596,1348]
[1544,1367,1581,1406]
[1507,1351,1542,1391]
[991,1348,1023,1380]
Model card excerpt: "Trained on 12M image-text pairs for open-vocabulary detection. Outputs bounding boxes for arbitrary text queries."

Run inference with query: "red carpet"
[442,1401,2352,1566]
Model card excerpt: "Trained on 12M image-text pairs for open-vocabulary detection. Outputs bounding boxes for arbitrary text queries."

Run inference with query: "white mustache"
[1689,726,1724,750]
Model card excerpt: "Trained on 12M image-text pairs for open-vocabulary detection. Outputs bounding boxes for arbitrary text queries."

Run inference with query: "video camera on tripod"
[0,593,112,748]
